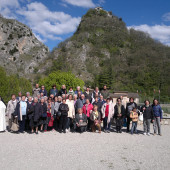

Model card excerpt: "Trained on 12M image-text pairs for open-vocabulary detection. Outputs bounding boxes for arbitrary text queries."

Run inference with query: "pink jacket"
[82,103,93,117]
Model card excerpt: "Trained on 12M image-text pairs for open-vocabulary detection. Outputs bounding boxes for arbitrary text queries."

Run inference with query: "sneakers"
[143,132,147,135]
[147,133,150,136]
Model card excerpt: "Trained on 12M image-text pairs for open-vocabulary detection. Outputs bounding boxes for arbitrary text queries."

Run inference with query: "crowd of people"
[0,84,163,136]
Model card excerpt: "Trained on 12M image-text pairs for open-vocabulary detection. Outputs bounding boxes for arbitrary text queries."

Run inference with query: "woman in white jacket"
[66,94,75,131]
[101,98,114,133]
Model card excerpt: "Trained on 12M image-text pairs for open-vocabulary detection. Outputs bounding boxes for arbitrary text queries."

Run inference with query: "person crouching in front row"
[130,107,138,135]
[90,105,101,133]
[74,108,87,133]
[58,99,69,133]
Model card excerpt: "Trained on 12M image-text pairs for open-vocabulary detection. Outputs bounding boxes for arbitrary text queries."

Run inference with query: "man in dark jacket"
[14,95,28,133]
[141,100,153,136]
[114,98,125,133]
[126,97,137,132]
[101,85,109,100]
[74,108,87,133]
[58,85,67,96]
[75,94,86,113]
[58,98,69,133]
[93,97,102,113]
[84,86,92,102]
[39,85,47,96]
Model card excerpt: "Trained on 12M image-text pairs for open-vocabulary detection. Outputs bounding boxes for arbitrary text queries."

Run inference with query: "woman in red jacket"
[82,99,93,131]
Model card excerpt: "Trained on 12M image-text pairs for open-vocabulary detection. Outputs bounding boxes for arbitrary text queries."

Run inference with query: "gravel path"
[0,125,170,170]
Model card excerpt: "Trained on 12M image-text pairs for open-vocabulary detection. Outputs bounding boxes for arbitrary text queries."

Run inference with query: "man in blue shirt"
[152,99,162,136]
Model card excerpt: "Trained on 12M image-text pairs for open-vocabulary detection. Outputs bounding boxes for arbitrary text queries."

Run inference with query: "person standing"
[0,97,6,132]
[6,94,18,131]
[39,98,47,132]
[114,98,125,133]
[141,100,153,136]
[66,95,75,132]
[130,107,138,135]
[59,85,67,96]
[14,95,27,133]
[16,92,22,101]
[101,85,109,101]
[126,97,137,133]
[50,85,58,97]
[92,87,101,100]
[58,99,69,133]
[67,87,75,97]
[101,98,114,133]
[84,86,92,102]
[32,84,40,97]
[82,99,93,131]
[75,94,86,113]
[74,86,82,95]
[39,85,48,97]
[152,99,162,136]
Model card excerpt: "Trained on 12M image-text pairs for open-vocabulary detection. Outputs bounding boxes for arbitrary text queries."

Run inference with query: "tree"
[39,71,85,94]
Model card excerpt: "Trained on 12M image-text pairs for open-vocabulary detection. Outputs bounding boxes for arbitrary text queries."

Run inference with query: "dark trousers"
[127,116,131,132]
[76,126,87,133]
[103,117,110,131]
[87,117,91,130]
[59,115,68,131]
[116,118,123,132]
[19,115,26,132]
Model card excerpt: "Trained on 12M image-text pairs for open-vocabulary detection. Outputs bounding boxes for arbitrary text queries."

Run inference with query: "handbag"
[11,117,19,132]
[139,113,143,121]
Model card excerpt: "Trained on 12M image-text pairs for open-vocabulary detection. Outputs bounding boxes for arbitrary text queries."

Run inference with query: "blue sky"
[0,0,170,51]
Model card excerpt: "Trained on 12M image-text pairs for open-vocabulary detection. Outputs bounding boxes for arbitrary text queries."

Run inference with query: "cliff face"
[0,16,49,77]
[39,8,170,100]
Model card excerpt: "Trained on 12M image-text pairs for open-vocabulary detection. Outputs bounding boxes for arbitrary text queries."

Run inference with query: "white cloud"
[62,0,96,8]
[128,24,170,46]
[162,12,170,22]
[0,0,20,18]
[15,2,81,42]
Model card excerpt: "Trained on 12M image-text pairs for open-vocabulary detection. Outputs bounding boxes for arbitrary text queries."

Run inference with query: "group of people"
[0,84,163,136]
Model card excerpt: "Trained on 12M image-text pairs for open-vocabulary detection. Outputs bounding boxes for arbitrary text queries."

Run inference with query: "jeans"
[67,117,73,129]
[143,118,151,133]
[103,117,110,131]
[153,117,161,135]
[131,121,137,134]
[18,115,26,132]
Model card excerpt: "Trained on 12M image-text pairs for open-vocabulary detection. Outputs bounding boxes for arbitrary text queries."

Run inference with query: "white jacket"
[101,103,114,124]
[66,99,75,118]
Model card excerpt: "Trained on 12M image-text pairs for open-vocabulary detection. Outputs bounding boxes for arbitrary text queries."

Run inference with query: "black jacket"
[32,102,42,122]
[59,89,67,96]
[140,105,153,120]
[40,103,47,115]
[59,103,69,116]
[126,102,137,117]
[84,91,92,102]
[114,104,125,118]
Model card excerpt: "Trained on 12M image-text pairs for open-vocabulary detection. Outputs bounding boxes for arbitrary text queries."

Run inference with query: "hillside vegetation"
[41,8,170,102]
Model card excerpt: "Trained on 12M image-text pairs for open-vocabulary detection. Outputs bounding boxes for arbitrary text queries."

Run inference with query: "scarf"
[117,104,121,115]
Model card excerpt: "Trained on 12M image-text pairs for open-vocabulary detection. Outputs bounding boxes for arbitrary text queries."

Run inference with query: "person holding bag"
[90,105,101,133]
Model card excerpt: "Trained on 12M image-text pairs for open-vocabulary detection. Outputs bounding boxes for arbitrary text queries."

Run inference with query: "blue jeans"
[131,121,137,134]
[103,117,110,131]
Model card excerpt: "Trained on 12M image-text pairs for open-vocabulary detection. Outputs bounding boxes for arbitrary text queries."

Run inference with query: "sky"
[0,0,170,51]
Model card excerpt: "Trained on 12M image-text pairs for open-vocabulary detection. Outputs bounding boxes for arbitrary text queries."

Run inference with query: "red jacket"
[82,103,93,117]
